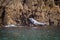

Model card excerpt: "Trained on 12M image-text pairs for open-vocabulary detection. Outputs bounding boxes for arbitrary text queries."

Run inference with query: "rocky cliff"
[0,0,60,26]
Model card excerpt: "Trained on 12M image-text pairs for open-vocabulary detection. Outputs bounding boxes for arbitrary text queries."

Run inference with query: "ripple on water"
[0,26,60,40]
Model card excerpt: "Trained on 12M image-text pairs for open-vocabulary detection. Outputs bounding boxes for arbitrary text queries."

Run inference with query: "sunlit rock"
[5,24,16,27]
[0,0,60,26]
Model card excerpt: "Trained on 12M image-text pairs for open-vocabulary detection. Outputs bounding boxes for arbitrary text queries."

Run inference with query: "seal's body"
[29,18,47,26]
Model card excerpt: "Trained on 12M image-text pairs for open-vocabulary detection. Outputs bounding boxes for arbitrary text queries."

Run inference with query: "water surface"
[0,26,60,40]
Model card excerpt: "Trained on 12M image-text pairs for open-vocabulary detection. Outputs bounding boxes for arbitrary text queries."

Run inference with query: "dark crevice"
[29,13,37,18]
[0,6,2,9]
[20,13,27,25]
[54,0,60,6]
[1,7,5,25]
[23,0,26,5]
[34,4,38,6]
[57,20,60,26]
[23,0,26,3]
[44,0,47,2]
[49,19,54,26]
[54,0,59,1]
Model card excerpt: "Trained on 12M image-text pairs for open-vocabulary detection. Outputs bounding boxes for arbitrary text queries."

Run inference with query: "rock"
[0,0,60,26]
[5,24,16,27]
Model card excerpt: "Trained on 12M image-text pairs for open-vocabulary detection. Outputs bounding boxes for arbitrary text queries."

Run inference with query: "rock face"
[0,0,60,26]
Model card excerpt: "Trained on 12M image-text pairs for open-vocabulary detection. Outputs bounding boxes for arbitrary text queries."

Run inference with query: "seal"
[29,18,47,26]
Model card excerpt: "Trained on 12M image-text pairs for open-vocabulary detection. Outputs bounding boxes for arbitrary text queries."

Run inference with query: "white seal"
[29,18,47,25]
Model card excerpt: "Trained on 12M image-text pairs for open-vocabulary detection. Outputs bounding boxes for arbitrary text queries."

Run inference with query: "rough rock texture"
[0,0,60,26]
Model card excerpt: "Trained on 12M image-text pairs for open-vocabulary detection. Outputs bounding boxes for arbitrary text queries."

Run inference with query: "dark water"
[0,26,60,40]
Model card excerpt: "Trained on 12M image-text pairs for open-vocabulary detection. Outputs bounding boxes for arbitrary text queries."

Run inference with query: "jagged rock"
[0,0,60,26]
